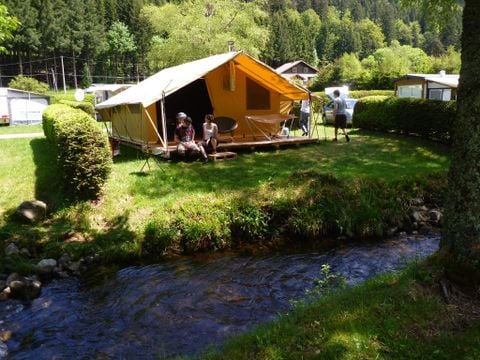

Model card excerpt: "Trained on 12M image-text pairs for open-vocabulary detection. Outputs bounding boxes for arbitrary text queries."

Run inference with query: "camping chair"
[215,116,238,142]
[140,146,166,172]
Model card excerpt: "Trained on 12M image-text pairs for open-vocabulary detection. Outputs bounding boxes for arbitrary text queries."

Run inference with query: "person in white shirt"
[299,99,310,136]
[200,114,219,154]
[333,90,350,142]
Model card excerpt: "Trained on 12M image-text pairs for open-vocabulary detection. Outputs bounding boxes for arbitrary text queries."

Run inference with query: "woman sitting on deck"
[200,114,219,154]
[174,113,208,162]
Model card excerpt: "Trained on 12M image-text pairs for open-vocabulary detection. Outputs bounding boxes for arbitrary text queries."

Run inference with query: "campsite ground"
[1,127,449,270]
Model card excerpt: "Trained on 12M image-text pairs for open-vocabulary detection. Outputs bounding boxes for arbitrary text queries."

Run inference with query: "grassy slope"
[205,261,480,360]
[1,128,449,228]
[0,128,450,266]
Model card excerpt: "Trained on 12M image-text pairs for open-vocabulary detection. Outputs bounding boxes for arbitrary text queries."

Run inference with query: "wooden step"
[208,151,237,161]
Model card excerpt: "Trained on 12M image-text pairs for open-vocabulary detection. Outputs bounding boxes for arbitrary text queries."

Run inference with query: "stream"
[0,234,439,359]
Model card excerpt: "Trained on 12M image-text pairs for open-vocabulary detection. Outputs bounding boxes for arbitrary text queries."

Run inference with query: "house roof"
[396,73,460,88]
[0,87,50,98]
[96,51,311,110]
[275,60,318,75]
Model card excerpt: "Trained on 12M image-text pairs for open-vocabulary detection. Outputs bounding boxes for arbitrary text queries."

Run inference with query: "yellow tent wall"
[103,103,158,144]
[205,62,286,138]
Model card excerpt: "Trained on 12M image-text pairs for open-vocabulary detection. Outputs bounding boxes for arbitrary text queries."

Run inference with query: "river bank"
[0,233,441,359]
[1,132,449,302]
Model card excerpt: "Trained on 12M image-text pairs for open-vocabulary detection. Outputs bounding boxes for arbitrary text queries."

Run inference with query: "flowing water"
[0,234,439,359]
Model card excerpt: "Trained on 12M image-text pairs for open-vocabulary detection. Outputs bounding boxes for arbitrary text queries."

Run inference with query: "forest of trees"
[0,0,463,89]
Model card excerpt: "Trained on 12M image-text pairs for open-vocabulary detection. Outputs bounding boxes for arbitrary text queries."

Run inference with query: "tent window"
[246,78,270,110]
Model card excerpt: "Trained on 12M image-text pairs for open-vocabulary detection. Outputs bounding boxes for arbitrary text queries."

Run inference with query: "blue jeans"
[300,111,309,134]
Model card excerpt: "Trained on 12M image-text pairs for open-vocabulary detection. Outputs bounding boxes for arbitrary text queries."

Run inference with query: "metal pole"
[60,55,67,93]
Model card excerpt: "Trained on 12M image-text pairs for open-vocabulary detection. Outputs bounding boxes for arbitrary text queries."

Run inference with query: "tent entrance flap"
[159,78,213,141]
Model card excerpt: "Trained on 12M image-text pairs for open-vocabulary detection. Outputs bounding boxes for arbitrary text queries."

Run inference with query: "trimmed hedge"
[354,96,456,143]
[349,90,394,99]
[51,92,95,106]
[58,99,95,117]
[42,104,74,142]
[42,104,112,199]
[312,90,394,107]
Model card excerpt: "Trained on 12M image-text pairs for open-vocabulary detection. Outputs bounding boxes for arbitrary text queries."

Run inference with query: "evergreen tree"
[356,19,385,58]
[3,0,39,70]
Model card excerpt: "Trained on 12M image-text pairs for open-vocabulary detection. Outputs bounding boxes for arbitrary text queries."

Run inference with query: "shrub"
[58,99,95,117]
[8,75,49,94]
[349,90,394,99]
[42,104,112,199]
[51,92,95,106]
[42,104,73,142]
[231,202,270,240]
[354,96,456,143]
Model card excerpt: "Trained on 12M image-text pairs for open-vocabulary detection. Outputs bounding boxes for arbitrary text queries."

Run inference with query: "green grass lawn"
[205,261,480,360]
[0,129,449,228]
[0,128,450,270]
[0,124,43,135]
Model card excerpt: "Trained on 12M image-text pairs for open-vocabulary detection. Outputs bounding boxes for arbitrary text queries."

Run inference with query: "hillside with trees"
[0,0,463,89]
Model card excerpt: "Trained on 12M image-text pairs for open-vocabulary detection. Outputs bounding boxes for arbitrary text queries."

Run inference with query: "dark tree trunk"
[441,0,480,270]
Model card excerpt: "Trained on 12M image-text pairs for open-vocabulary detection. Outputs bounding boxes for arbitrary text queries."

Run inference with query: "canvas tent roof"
[96,51,311,110]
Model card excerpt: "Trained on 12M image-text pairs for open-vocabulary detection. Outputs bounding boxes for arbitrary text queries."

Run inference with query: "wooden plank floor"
[207,151,238,161]
[111,135,319,156]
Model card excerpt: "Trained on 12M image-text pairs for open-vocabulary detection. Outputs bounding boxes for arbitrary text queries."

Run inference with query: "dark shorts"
[200,137,216,152]
[334,114,347,129]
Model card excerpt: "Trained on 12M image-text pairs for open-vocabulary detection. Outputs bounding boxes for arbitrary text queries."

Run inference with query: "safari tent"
[96,51,316,154]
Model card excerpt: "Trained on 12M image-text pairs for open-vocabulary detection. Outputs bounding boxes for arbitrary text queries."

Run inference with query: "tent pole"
[143,106,165,148]
[308,93,312,139]
[161,92,168,154]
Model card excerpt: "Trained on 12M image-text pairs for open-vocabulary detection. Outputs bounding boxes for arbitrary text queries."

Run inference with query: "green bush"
[8,75,49,94]
[42,104,112,199]
[354,96,456,143]
[42,104,74,142]
[51,92,95,106]
[349,90,394,99]
[58,99,95,117]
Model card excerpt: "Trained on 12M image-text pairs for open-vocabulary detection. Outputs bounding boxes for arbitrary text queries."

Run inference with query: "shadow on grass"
[115,134,449,199]
[30,138,64,209]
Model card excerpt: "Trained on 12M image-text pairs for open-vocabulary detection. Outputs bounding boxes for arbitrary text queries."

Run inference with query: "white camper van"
[0,88,50,126]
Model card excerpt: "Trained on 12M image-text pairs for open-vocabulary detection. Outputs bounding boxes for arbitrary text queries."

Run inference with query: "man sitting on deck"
[174,112,208,162]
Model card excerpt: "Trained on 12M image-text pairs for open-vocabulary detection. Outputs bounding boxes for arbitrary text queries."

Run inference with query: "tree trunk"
[441,0,480,270]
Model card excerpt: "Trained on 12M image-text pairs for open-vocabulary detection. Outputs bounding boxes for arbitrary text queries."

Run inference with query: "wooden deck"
[110,135,319,157]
